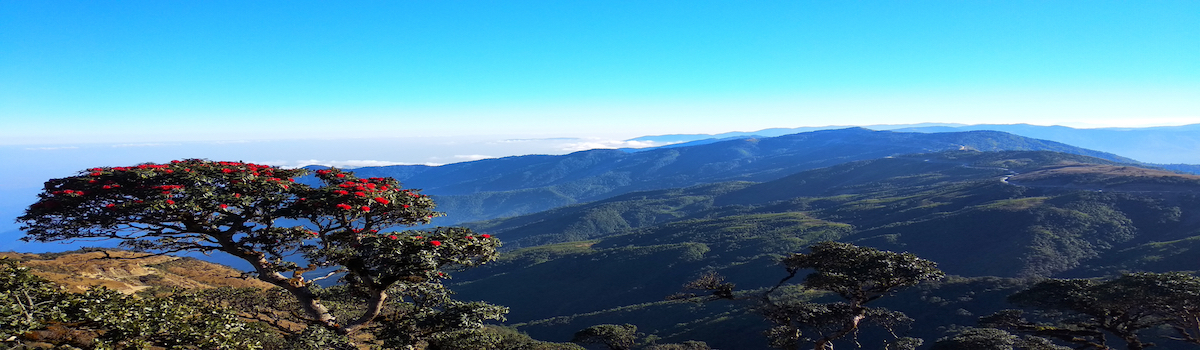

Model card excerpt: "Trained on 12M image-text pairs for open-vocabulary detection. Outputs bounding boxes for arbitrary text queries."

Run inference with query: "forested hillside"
[449,150,1200,349]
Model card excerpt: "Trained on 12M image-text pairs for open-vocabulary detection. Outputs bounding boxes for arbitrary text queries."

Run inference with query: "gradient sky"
[4,1,1199,145]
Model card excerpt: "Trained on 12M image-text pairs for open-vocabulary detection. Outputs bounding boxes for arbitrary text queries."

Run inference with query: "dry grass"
[3,250,274,294]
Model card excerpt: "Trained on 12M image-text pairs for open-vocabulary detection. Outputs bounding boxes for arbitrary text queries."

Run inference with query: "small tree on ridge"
[17,159,503,343]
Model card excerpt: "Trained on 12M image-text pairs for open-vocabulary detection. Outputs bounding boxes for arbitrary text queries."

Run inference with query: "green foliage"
[642,341,712,350]
[1,258,267,349]
[984,272,1200,349]
[427,326,586,350]
[759,301,913,349]
[781,241,945,304]
[572,323,639,350]
[766,242,943,349]
[0,258,70,342]
[931,327,1070,350]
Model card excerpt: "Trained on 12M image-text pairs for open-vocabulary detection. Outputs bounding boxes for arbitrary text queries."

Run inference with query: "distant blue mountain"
[894,124,1200,164]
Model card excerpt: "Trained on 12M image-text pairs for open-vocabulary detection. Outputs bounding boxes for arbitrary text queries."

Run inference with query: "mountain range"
[331,127,1139,225]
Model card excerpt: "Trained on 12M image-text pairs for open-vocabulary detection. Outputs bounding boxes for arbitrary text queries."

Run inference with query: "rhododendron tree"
[17,159,502,341]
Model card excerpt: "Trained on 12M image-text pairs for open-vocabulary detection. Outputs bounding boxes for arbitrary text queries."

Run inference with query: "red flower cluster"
[430,240,441,246]
[336,203,352,210]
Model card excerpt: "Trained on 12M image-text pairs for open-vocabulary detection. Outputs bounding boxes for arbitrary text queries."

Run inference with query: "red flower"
[360,206,371,212]
[355,192,366,197]
[234,193,241,198]
[480,234,492,239]
[105,203,116,208]
[374,197,390,205]
[166,200,175,205]
[430,240,441,246]
[336,174,346,178]
[220,204,228,209]
[336,203,352,210]
[90,172,101,176]
[466,236,474,240]
[222,168,233,173]
[389,235,398,240]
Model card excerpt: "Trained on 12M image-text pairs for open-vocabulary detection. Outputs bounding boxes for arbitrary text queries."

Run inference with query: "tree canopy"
[984,272,1200,350]
[17,160,503,344]
[677,241,944,350]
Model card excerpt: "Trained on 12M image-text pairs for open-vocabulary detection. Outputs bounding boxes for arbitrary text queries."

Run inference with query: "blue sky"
[4,1,1198,146]
[2,1,1200,250]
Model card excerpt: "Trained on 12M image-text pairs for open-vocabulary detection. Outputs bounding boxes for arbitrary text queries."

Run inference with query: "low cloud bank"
[453,154,496,161]
[267,160,442,169]
[559,139,675,152]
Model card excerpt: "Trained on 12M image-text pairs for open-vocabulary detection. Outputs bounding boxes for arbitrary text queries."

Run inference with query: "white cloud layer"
[453,154,496,161]
[559,139,675,152]
[111,143,178,148]
[23,146,79,151]
[265,160,441,169]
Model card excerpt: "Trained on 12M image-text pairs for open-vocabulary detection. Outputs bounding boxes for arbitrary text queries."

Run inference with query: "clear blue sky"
[4,1,1198,145]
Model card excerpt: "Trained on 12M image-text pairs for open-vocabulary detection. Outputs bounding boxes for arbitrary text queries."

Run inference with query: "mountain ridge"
[330,128,1138,225]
